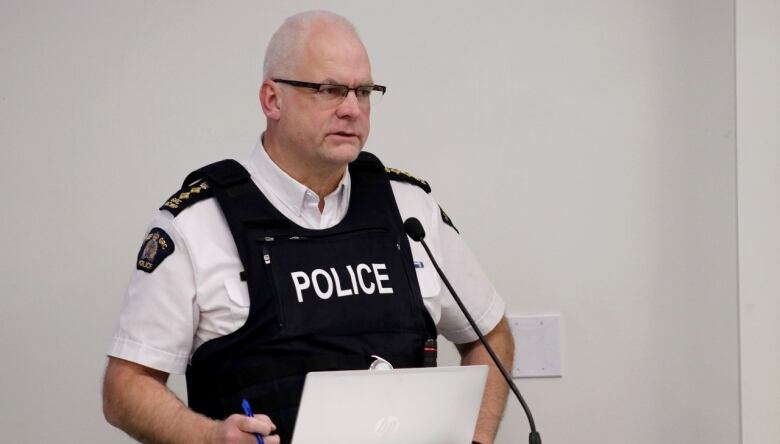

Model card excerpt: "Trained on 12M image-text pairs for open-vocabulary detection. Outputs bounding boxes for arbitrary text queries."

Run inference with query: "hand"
[208,413,279,444]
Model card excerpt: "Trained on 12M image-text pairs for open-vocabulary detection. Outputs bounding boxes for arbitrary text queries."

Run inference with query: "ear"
[260,80,282,121]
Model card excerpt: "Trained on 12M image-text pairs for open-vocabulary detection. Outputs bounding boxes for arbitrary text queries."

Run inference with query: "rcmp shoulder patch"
[439,206,459,233]
[136,228,175,273]
[384,167,431,193]
[159,180,213,217]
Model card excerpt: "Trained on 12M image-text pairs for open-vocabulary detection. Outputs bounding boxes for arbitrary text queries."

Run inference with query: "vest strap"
[351,150,384,172]
[183,159,250,188]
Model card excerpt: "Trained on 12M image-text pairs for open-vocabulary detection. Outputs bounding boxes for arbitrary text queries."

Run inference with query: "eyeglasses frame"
[272,78,387,103]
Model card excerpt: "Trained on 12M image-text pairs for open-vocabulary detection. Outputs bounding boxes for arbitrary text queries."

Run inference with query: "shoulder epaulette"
[384,167,431,193]
[159,180,214,217]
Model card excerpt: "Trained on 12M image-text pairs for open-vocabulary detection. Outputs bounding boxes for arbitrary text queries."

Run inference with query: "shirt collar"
[246,135,351,220]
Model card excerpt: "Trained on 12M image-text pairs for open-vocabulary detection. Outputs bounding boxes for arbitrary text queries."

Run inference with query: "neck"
[263,133,346,206]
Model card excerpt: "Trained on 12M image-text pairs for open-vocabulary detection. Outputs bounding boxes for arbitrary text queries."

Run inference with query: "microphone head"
[403,217,426,241]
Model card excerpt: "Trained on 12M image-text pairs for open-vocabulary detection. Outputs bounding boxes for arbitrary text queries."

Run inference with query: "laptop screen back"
[291,365,488,444]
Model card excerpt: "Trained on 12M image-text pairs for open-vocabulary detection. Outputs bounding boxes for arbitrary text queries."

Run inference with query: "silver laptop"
[291,365,488,444]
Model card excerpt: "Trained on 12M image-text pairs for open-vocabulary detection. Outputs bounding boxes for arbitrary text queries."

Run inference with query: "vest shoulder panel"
[160,159,251,217]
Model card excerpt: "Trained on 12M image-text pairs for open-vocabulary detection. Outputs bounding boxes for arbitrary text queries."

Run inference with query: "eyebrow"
[321,77,375,87]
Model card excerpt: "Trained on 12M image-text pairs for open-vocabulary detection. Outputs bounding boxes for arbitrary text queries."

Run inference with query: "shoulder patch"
[439,206,459,233]
[159,181,213,216]
[136,228,175,273]
[385,167,431,193]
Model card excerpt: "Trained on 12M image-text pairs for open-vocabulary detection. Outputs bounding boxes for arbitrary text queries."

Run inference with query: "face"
[272,26,373,171]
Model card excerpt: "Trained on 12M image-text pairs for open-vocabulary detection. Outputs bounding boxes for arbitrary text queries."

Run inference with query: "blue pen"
[241,399,265,444]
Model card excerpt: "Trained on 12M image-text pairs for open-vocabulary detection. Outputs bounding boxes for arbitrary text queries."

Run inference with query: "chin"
[322,141,363,165]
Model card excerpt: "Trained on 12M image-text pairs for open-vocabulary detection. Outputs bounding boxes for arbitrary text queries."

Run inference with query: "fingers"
[250,414,274,427]
[236,413,276,436]
[214,414,278,444]
[262,433,281,444]
[240,415,279,444]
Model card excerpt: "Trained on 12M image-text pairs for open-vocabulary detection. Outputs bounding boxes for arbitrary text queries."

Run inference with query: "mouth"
[329,131,358,139]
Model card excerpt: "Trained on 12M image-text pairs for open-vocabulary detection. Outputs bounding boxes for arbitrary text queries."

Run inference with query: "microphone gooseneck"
[403,217,542,444]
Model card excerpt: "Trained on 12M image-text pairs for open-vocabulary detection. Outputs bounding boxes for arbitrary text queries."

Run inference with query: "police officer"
[103,10,514,444]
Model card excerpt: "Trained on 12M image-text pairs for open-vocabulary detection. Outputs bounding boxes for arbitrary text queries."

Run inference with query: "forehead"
[294,26,372,84]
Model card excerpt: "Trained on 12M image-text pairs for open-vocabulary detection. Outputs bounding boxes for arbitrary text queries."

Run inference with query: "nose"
[335,90,363,118]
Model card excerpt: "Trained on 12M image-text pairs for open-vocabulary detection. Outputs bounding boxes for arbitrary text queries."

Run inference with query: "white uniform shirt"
[109,142,505,374]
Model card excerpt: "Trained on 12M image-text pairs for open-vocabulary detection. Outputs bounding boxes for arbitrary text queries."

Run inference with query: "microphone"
[403,217,542,444]
[403,217,426,242]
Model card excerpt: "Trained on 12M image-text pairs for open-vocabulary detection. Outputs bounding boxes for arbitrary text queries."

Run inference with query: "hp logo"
[374,416,401,436]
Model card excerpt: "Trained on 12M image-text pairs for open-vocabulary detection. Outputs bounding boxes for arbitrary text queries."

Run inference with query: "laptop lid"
[291,365,488,444]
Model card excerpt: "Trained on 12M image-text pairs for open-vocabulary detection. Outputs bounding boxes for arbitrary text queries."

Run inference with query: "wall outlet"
[507,314,562,378]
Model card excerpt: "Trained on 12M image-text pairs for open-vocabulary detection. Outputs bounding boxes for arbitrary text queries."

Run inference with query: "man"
[103,10,514,444]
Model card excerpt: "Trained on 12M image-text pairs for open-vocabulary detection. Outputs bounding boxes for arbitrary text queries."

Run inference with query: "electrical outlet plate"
[507,314,562,378]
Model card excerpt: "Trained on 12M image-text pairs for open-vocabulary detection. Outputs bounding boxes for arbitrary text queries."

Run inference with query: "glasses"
[273,79,386,107]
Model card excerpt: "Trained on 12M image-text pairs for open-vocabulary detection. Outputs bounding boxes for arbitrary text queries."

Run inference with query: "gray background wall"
[737,0,780,442]
[0,1,776,443]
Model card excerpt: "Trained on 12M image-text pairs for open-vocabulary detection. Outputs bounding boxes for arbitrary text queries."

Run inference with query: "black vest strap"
[183,159,251,188]
[349,150,384,172]
[180,158,268,270]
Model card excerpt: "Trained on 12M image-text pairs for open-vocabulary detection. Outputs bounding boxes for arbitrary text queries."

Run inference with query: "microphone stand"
[405,218,542,444]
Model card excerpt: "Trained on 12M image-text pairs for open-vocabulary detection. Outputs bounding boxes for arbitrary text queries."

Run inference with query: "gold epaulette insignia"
[160,181,213,216]
[384,167,431,193]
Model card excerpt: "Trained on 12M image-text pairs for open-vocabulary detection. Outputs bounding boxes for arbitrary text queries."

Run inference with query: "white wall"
[0,1,744,443]
[737,1,780,443]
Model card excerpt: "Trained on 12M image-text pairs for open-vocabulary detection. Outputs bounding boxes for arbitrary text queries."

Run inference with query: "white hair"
[263,10,362,80]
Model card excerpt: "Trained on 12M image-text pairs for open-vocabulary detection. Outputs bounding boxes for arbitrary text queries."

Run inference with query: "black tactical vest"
[182,152,437,441]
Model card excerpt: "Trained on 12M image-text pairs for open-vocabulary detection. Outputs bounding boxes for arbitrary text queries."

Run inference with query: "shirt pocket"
[414,261,442,326]
[414,261,441,298]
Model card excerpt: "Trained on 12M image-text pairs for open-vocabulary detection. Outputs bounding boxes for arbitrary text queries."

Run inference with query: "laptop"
[291,365,488,444]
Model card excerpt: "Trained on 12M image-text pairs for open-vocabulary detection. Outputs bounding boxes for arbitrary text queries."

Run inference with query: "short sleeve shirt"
[108,142,505,374]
